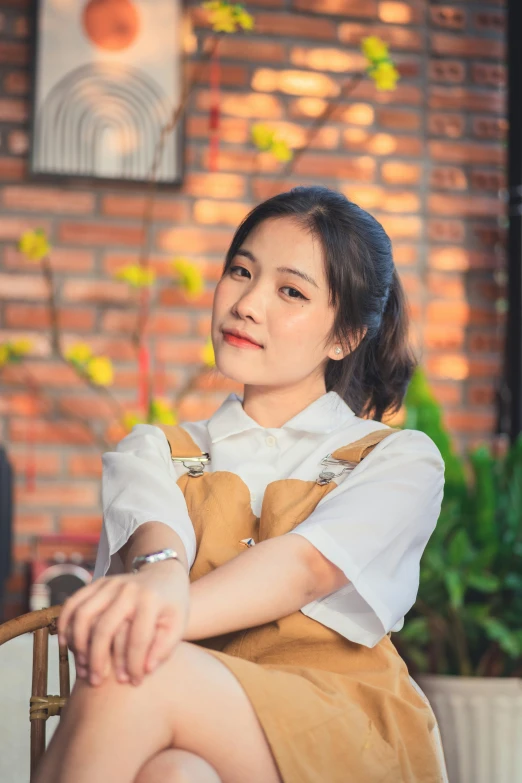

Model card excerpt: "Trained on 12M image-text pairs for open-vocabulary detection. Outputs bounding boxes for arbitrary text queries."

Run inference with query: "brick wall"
[0,0,506,617]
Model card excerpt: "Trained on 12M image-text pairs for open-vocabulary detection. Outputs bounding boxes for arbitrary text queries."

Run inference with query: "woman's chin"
[214,355,264,386]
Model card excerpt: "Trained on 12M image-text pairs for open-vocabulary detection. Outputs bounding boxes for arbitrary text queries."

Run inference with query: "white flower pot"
[417,675,522,783]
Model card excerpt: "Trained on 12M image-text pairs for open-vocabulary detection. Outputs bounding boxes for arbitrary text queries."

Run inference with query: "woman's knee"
[135,749,221,783]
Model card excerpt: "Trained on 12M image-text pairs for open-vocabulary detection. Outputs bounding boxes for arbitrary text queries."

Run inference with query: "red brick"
[178,394,228,422]
[2,186,95,213]
[156,340,209,365]
[10,449,62,484]
[430,6,466,30]
[196,89,284,119]
[469,332,503,354]
[1,360,83,388]
[15,482,99,508]
[381,161,422,185]
[247,12,338,40]
[340,185,420,213]
[0,156,25,179]
[5,246,96,274]
[431,33,504,60]
[112,366,181,390]
[378,215,421,240]
[66,454,102,478]
[444,411,496,433]
[427,220,466,243]
[428,193,504,217]
[186,62,249,87]
[217,39,286,62]
[0,274,48,300]
[15,512,55,534]
[101,310,191,336]
[429,382,462,406]
[293,153,376,181]
[62,279,132,304]
[429,139,504,165]
[428,60,466,84]
[472,116,508,141]
[352,81,423,107]
[474,11,505,35]
[472,223,506,248]
[429,248,501,271]
[58,395,122,423]
[466,384,496,406]
[59,514,102,535]
[375,108,421,131]
[184,173,246,199]
[429,86,505,114]
[200,148,280,175]
[0,41,28,66]
[7,129,28,154]
[58,222,144,246]
[472,63,506,88]
[393,246,418,266]
[427,273,465,299]
[13,15,28,38]
[0,215,51,240]
[187,116,250,144]
[4,303,95,331]
[157,226,231,255]
[9,418,95,445]
[3,71,30,95]
[379,1,423,24]
[424,324,464,350]
[159,288,215,309]
[342,130,422,157]
[430,166,468,190]
[194,199,251,226]
[293,0,377,17]
[101,195,189,222]
[428,113,465,138]
[0,97,26,121]
[0,393,49,418]
[338,23,422,52]
[470,169,505,192]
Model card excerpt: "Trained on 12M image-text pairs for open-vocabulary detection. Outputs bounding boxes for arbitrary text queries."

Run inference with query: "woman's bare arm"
[118,521,190,575]
[184,534,348,641]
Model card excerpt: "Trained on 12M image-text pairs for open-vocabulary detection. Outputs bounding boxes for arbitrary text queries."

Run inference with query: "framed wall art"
[30,0,184,185]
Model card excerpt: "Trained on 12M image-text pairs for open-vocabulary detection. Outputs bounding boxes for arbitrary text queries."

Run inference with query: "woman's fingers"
[125,593,161,685]
[87,585,139,685]
[112,619,131,683]
[63,580,122,662]
[57,578,108,646]
[145,618,180,673]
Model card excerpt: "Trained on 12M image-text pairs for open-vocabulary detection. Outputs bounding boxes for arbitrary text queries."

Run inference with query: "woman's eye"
[229,265,250,277]
[281,286,307,300]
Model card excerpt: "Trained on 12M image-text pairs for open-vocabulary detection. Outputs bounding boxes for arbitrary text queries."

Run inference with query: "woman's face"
[211,217,342,390]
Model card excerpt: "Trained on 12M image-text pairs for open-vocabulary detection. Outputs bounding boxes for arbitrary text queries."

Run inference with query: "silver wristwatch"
[131,548,182,574]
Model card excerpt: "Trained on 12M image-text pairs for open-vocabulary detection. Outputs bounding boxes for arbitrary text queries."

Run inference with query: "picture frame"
[29,0,185,187]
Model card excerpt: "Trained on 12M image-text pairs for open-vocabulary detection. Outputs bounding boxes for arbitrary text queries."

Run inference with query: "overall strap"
[155,424,205,458]
[331,427,401,464]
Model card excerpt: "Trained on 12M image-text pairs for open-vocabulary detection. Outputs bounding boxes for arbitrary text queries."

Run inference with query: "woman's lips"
[222,332,263,349]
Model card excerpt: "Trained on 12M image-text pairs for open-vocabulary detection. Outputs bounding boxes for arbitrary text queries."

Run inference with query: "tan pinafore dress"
[159,424,442,783]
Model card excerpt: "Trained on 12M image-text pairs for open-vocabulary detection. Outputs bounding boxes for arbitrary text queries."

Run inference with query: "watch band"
[131,548,181,574]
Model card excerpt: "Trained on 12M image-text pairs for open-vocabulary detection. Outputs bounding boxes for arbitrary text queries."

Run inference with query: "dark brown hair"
[222,185,417,421]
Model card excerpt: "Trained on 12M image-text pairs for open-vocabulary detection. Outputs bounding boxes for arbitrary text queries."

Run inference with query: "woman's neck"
[241,380,328,429]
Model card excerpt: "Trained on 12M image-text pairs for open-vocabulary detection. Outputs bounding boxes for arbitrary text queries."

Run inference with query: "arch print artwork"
[30,0,183,184]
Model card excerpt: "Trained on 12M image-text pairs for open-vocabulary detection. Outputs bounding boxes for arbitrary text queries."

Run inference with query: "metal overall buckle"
[170,453,211,478]
[316,454,356,485]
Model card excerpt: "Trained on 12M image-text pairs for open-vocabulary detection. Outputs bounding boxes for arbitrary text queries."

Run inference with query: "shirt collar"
[207,391,355,443]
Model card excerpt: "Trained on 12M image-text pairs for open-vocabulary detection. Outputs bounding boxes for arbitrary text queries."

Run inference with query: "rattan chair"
[0,605,68,781]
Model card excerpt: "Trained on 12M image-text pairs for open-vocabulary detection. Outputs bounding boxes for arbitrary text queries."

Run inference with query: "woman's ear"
[328,328,367,361]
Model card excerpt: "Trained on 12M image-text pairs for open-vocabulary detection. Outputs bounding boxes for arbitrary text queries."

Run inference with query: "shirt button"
[265,435,276,447]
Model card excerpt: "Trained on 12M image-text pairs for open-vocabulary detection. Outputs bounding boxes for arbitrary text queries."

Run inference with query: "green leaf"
[480,617,521,658]
[466,572,500,593]
[447,529,472,567]
[399,617,430,643]
[444,569,465,609]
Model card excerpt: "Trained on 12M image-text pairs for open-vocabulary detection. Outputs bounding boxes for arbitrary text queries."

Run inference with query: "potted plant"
[395,369,522,783]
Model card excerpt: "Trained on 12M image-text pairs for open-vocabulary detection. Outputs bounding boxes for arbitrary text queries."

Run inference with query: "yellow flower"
[150,398,177,425]
[18,228,50,262]
[172,258,204,299]
[361,36,390,63]
[66,342,93,365]
[0,344,9,367]
[115,264,156,288]
[271,138,293,162]
[86,356,114,386]
[370,61,400,91]
[203,1,254,33]
[10,339,32,357]
[123,412,146,431]
[251,123,275,151]
[202,337,215,367]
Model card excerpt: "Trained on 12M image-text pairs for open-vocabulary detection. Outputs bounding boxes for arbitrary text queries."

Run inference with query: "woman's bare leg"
[33,641,282,783]
[135,749,221,783]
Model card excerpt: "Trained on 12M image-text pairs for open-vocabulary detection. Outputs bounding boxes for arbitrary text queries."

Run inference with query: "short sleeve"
[287,429,445,647]
[92,424,197,579]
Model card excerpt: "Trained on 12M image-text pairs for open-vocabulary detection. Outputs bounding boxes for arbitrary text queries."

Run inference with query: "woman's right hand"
[57,559,190,687]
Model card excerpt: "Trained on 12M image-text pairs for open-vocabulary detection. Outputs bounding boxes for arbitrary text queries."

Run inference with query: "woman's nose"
[233,288,263,322]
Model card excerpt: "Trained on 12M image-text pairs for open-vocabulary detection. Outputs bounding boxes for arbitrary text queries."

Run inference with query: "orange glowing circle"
[82,0,140,52]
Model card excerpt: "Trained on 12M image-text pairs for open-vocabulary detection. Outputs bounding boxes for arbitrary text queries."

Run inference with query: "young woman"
[36,186,445,783]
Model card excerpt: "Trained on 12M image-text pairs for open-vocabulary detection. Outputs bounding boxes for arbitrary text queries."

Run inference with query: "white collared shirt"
[94,391,445,648]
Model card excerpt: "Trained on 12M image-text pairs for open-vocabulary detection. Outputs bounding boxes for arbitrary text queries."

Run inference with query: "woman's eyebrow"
[236,248,318,288]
